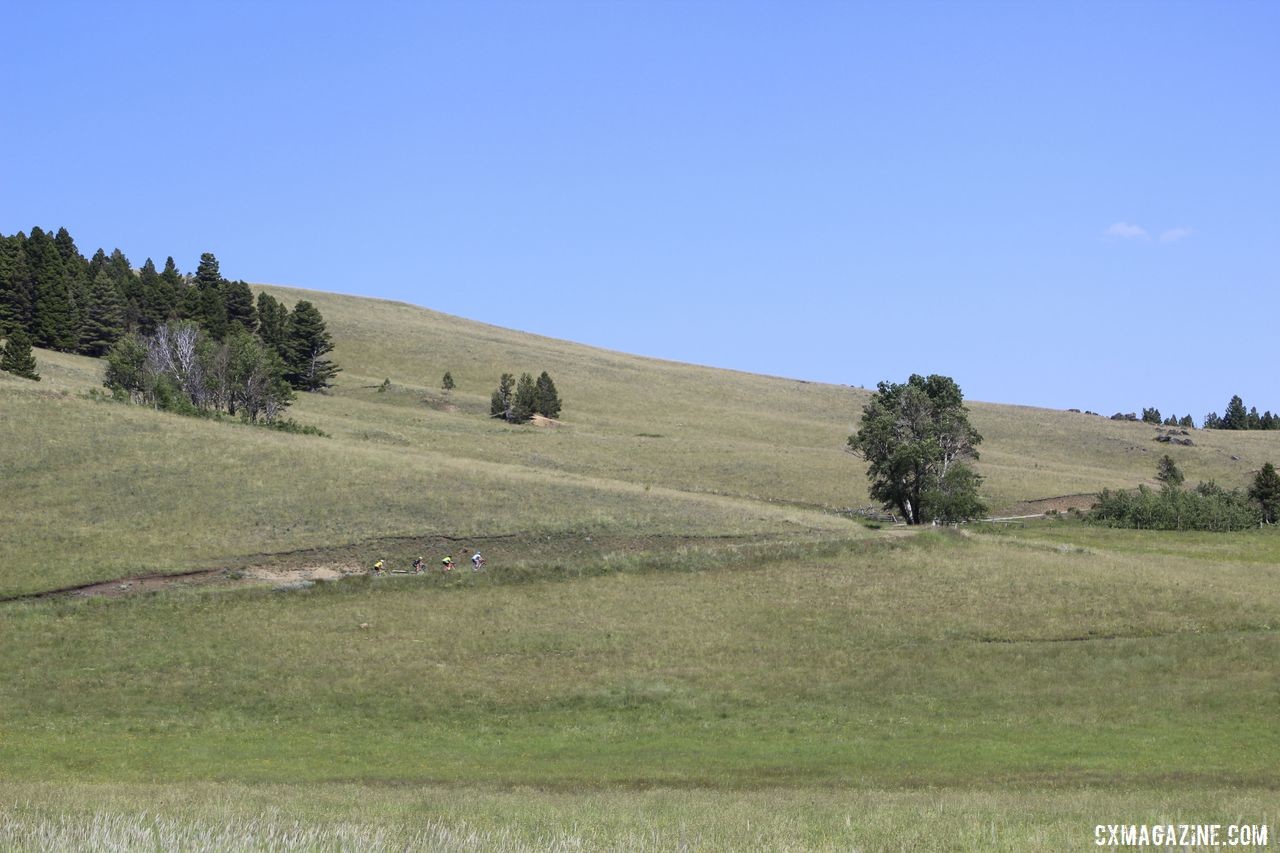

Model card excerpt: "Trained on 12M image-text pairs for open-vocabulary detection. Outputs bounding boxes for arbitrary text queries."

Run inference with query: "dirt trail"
[4,565,356,603]
[1,531,798,603]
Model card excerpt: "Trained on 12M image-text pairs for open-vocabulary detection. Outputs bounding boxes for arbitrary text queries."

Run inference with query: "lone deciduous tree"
[847,374,985,525]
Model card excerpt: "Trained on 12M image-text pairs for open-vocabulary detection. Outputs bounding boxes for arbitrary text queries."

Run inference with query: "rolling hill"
[2,286,1278,849]
[2,284,1275,598]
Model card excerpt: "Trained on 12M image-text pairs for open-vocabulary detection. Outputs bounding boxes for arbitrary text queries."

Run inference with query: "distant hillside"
[2,283,1277,597]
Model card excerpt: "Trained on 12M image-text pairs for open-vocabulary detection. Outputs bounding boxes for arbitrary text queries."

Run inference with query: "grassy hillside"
[4,286,1278,847]
[5,284,1278,596]
[279,284,1280,512]
[2,528,1277,846]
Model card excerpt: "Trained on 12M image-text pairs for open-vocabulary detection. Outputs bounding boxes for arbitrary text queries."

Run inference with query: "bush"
[259,417,328,437]
[1089,483,1259,531]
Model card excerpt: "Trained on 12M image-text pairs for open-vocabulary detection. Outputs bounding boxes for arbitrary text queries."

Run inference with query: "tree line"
[1202,395,1280,431]
[0,226,339,422]
[1121,395,1279,431]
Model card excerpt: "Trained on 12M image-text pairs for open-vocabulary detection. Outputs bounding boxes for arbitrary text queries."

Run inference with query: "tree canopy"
[847,374,985,525]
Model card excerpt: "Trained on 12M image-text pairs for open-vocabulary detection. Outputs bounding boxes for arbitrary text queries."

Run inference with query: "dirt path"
[1,531,813,603]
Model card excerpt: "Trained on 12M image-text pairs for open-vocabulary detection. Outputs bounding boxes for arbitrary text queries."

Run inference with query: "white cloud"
[1106,221,1149,240]
[1159,226,1193,243]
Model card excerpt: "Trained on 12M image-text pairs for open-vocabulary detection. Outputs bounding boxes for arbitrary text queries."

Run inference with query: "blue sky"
[3,1,1276,418]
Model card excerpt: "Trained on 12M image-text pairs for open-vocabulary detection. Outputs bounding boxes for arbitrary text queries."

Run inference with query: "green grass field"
[2,287,1278,848]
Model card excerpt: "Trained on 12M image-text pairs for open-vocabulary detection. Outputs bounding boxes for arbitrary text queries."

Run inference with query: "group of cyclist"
[370,552,485,576]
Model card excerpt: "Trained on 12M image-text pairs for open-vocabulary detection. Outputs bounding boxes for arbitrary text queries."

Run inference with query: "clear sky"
[3,1,1276,418]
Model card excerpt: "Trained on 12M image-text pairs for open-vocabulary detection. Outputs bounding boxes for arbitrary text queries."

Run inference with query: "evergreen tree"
[1155,454,1184,488]
[1141,407,1161,425]
[0,330,40,380]
[1203,412,1222,429]
[1222,395,1248,430]
[160,256,185,304]
[80,269,127,356]
[105,248,144,331]
[194,252,227,338]
[178,281,203,322]
[534,370,561,418]
[27,227,77,350]
[1247,406,1262,430]
[138,258,173,333]
[1249,462,1280,524]
[1179,414,1195,429]
[284,300,339,391]
[510,372,537,423]
[223,280,258,333]
[490,373,515,419]
[86,247,109,283]
[441,371,455,391]
[0,234,34,336]
[256,292,289,355]
[195,252,222,290]
[200,280,228,339]
[53,228,85,272]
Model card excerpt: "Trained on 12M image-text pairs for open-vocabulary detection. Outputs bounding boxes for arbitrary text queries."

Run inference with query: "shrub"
[1090,482,1259,531]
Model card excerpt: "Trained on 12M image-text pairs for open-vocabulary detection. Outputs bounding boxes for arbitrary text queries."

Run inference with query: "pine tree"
[195,253,222,290]
[0,330,40,380]
[441,371,455,391]
[200,280,228,339]
[256,292,289,356]
[510,372,537,423]
[284,300,339,391]
[104,248,143,331]
[27,227,77,350]
[1222,395,1248,430]
[490,373,515,419]
[534,370,561,418]
[1155,454,1184,488]
[1249,462,1280,524]
[161,256,185,304]
[178,281,203,322]
[80,269,127,356]
[138,258,173,333]
[1179,414,1195,429]
[0,234,34,336]
[223,280,258,333]
[194,252,227,338]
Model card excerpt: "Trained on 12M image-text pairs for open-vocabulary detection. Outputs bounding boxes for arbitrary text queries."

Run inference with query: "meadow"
[2,287,1279,848]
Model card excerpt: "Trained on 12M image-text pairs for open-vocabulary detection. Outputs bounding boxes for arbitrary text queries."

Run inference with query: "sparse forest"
[490,370,562,423]
[0,227,339,395]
